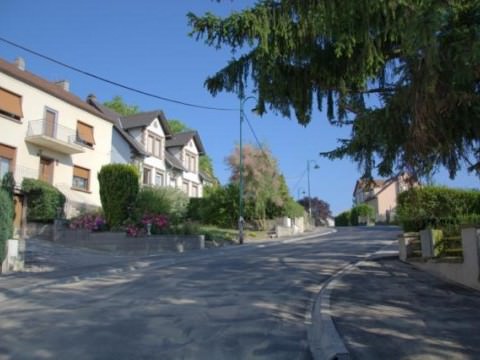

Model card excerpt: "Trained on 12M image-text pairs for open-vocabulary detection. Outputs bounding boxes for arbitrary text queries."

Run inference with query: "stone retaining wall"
[53,224,204,255]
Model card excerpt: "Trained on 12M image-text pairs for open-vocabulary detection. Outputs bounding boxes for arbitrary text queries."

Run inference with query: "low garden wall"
[53,223,205,255]
[399,227,480,291]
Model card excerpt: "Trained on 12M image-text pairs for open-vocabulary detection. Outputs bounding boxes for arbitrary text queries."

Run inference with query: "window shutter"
[73,166,90,179]
[77,121,95,145]
[0,88,23,118]
[0,144,16,159]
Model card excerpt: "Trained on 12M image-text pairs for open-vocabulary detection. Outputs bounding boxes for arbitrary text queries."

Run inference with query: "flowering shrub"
[125,213,169,237]
[70,213,106,231]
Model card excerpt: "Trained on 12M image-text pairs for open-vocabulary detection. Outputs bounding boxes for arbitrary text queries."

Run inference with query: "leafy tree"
[335,210,351,227]
[189,1,480,179]
[104,96,139,116]
[227,143,296,226]
[168,119,190,134]
[298,197,332,226]
[351,204,375,225]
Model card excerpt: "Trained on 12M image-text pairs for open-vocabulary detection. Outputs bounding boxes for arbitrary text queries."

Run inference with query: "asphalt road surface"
[0,227,398,360]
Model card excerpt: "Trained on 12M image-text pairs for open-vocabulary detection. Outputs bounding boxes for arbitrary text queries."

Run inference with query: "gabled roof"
[0,58,112,123]
[121,111,172,138]
[86,95,147,157]
[165,130,205,155]
[353,179,386,196]
[165,150,185,171]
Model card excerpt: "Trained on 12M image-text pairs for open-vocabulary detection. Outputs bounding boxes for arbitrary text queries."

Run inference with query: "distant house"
[88,96,207,198]
[0,57,114,223]
[353,173,417,223]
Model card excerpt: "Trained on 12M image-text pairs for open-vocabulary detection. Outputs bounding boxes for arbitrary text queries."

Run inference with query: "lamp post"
[306,160,320,218]
[238,95,256,244]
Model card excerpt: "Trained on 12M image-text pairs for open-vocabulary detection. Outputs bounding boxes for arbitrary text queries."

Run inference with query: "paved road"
[0,227,398,359]
[331,258,480,359]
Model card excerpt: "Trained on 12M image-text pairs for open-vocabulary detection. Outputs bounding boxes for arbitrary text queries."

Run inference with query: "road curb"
[308,243,398,360]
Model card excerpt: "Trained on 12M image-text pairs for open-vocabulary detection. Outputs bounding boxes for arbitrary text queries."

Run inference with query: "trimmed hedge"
[335,210,351,226]
[22,178,66,222]
[0,188,13,262]
[397,186,480,231]
[98,164,139,228]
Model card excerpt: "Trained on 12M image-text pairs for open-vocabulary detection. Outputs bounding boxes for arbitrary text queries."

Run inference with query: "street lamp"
[306,160,320,218]
[238,95,256,244]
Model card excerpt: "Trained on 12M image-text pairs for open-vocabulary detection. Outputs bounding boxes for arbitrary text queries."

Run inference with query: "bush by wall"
[0,188,13,261]
[397,186,480,231]
[98,164,139,228]
[351,204,375,225]
[22,178,66,222]
[335,210,351,226]
[135,186,188,224]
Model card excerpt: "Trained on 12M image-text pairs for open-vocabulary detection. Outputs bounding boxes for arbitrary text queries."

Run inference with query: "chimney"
[55,80,70,92]
[14,57,25,71]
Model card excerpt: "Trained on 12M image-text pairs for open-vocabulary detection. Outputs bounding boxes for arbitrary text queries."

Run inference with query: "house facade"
[0,57,114,220]
[88,96,206,197]
[353,173,416,223]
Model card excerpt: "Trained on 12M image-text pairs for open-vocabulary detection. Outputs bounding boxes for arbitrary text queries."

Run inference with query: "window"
[0,88,23,120]
[0,144,16,180]
[155,138,162,159]
[182,181,189,194]
[146,132,163,159]
[147,135,154,154]
[192,184,198,197]
[155,171,164,186]
[72,165,90,191]
[143,167,152,185]
[184,151,197,173]
[76,121,95,147]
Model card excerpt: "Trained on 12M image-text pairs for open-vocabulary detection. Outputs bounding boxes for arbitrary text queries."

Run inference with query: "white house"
[0,57,114,223]
[88,96,207,197]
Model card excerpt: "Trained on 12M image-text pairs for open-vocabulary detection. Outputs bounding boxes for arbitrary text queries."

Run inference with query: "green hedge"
[22,178,66,222]
[135,186,188,224]
[0,188,13,261]
[98,164,139,228]
[397,186,480,231]
[335,210,351,226]
[351,204,375,225]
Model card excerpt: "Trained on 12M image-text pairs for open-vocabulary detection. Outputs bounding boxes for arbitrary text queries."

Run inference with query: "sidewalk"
[330,258,480,359]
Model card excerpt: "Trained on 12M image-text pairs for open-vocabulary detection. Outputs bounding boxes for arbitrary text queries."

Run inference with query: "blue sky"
[1,0,478,214]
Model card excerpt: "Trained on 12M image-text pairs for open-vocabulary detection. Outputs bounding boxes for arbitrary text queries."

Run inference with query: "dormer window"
[147,131,163,159]
[183,151,197,173]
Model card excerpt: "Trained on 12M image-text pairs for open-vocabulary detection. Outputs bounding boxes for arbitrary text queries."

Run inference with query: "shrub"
[22,178,66,222]
[283,198,306,218]
[0,188,13,261]
[397,186,480,231]
[69,212,107,231]
[135,186,187,223]
[98,164,139,228]
[351,204,375,225]
[1,172,15,197]
[335,210,351,226]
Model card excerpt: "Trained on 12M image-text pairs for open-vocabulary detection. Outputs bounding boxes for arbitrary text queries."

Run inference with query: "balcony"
[25,119,84,155]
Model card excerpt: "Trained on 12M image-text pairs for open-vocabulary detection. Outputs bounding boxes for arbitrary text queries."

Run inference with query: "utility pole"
[307,160,319,220]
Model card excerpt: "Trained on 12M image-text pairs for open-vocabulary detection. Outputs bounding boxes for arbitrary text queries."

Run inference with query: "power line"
[292,168,307,193]
[243,111,275,168]
[0,36,238,112]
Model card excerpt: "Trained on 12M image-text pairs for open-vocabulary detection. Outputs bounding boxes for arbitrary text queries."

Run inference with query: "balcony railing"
[25,119,84,154]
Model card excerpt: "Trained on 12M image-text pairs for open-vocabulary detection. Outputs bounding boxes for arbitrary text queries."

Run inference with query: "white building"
[0,57,114,222]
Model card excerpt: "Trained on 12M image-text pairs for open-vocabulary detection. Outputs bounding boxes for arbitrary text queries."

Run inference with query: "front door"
[44,109,57,137]
[39,157,54,184]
